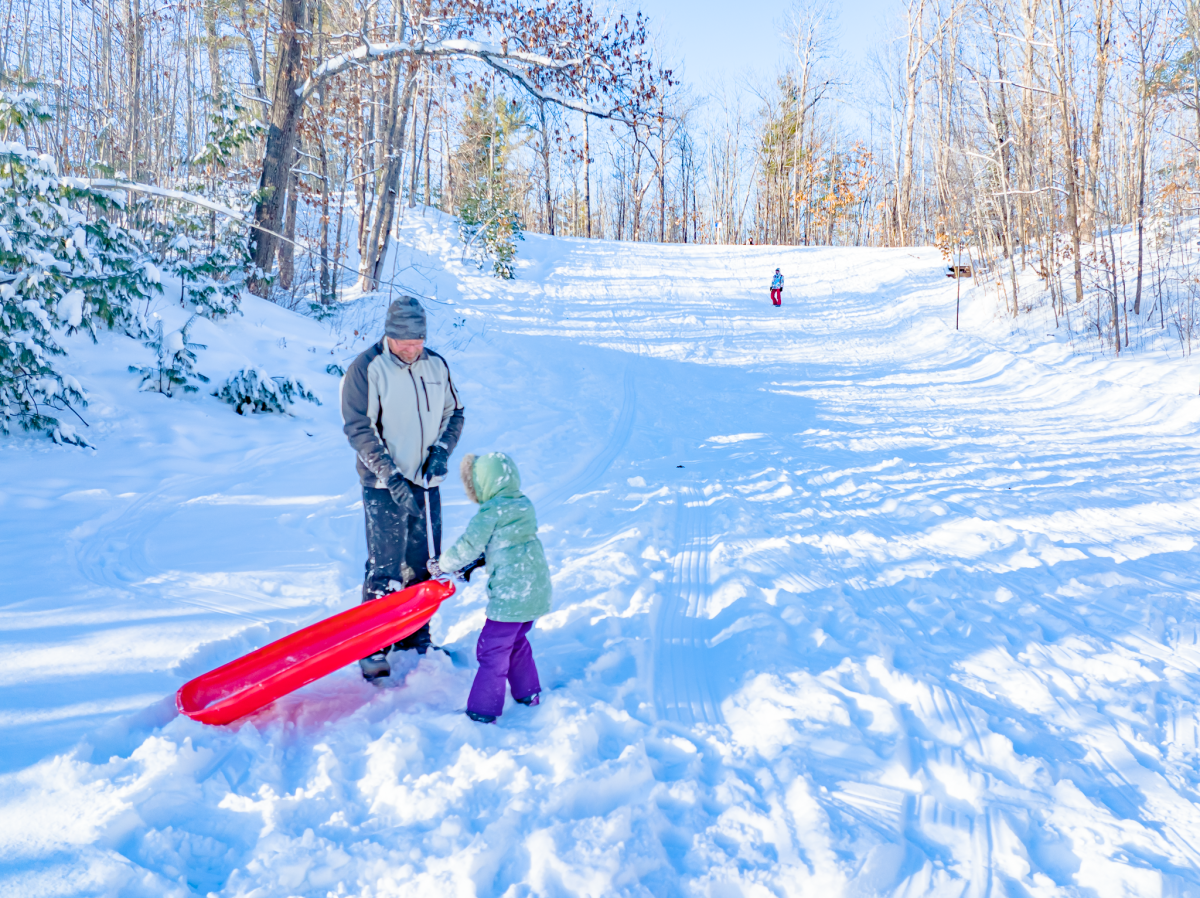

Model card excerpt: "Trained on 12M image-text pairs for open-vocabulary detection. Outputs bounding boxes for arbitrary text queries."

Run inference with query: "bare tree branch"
[297,38,581,102]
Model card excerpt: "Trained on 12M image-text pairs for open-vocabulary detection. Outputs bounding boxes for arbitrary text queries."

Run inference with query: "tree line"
[5,0,1200,354]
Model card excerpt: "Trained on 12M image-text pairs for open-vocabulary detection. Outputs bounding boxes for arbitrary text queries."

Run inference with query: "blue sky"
[635,0,902,91]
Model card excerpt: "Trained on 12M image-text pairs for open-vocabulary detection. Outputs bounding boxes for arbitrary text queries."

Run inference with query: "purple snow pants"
[467,619,541,717]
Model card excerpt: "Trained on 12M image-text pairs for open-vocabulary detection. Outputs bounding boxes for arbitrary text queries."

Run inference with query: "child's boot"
[515,693,540,707]
[466,710,496,724]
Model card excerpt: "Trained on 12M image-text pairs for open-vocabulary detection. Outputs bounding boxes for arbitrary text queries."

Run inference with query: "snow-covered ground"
[5,213,1200,897]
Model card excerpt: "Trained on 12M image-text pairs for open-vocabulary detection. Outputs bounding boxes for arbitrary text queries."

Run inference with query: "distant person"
[428,452,552,723]
[770,269,784,307]
[341,296,465,682]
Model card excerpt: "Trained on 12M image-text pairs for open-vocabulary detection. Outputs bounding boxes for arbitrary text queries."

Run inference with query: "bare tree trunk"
[442,101,453,211]
[898,0,926,245]
[788,1,833,242]
[279,167,298,289]
[1051,0,1085,304]
[1019,0,1039,270]
[1110,196,1121,355]
[1081,0,1112,240]
[250,0,311,294]
[360,55,422,289]
[236,0,267,103]
[318,127,332,302]
[629,133,642,241]
[334,145,348,301]
[203,0,221,100]
[896,0,963,245]
[539,98,554,235]
[584,111,592,238]
[408,73,429,209]
[125,0,142,176]
[1133,118,1147,316]
[681,136,688,243]
[658,97,668,243]
[355,63,377,256]
[422,87,433,207]
[1126,0,1161,316]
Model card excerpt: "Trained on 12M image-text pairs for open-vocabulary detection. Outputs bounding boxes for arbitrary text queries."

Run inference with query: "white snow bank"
[4,214,1200,895]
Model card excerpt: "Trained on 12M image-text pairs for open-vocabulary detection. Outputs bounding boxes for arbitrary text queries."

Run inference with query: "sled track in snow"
[540,367,636,509]
[653,485,722,726]
[70,484,174,590]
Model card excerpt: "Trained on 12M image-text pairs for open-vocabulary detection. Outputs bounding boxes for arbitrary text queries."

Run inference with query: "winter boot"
[359,651,391,682]
[514,692,540,707]
[466,710,497,724]
[392,622,432,655]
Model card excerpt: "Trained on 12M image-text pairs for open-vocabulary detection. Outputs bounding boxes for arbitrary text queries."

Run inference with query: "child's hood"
[460,452,522,504]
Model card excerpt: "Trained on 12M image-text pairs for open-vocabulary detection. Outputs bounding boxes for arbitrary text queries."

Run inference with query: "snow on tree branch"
[297,39,582,102]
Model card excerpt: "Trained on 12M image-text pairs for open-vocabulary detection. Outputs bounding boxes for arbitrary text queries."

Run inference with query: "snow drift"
[4,212,1200,896]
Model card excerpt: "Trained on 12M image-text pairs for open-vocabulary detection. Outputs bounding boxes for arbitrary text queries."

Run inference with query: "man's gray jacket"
[341,340,465,488]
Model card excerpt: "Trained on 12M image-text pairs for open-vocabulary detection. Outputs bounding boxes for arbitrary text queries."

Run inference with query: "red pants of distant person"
[770,289,782,306]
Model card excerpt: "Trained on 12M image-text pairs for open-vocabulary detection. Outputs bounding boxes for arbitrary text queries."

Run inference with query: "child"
[429,452,552,723]
[770,268,784,307]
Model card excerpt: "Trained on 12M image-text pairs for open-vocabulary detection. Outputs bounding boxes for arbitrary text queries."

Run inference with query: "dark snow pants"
[466,620,541,717]
[362,483,442,652]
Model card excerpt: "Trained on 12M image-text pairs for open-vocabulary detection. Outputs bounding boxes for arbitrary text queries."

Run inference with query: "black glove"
[422,445,449,486]
[459,554,486,582]
[386,472,419,517]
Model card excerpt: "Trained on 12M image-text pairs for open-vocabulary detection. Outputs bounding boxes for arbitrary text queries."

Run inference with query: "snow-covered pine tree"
[214,367,320,415]
[0,107,85,442]
[161,96,262,321]
[0,91,160,443]
[460,197,524,280]
[167,228,248,321]
[129,315,210,396]
[456,88,527,280]
[80,215,163,335]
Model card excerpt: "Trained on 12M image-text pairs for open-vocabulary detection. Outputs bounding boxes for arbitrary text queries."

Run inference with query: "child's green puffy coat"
[438,452,552,622]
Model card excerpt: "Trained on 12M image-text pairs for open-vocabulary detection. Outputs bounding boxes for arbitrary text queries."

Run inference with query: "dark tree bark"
[538,98,554,235]
[249,0,311,296]
[1051,0,1085,305]
[584,112,591,238]
[279,167,298,290]
[360,53,422,290]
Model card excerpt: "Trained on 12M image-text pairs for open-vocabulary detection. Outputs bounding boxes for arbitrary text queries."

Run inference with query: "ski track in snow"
[653,485,722,727]
[7,214,1200,895]
[536,366,636,510]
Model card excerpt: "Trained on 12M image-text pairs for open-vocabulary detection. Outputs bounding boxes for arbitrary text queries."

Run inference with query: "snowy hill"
[5,215,1200,896]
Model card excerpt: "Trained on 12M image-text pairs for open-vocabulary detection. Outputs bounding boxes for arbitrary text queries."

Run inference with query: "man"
[770,269,784,307]
[341,296,465,681]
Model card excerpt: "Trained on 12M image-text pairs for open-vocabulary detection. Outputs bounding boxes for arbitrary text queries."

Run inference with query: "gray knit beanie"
[384,296,427,340]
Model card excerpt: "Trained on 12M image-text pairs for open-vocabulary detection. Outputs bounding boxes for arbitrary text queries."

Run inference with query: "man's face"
[387,337,424,364]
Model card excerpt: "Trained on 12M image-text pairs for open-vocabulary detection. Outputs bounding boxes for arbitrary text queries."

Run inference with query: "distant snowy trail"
[500,233,1200,895]
[8,216,1200,896]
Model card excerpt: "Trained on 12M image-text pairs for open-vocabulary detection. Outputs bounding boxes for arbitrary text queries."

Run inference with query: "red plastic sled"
[177,579,455,725]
